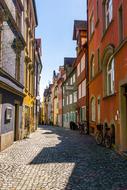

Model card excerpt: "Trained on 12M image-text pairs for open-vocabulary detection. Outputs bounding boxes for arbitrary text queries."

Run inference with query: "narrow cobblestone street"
[0,126,127,190]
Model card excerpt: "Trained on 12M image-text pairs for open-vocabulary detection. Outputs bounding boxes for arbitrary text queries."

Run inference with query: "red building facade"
[57,66,65,127]
[73,21,88,123]
[88,0,127,151]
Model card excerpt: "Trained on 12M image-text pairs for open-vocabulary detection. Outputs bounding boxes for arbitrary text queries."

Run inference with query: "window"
[78,81,86,99]
[63,99,65,106]
[77,55,85,77]
[119,5,123,43]
[73,74,76,83]
[69,94,72,104]
[63,86,65,94]
[66,113,69,122]
[107,58,114,95]
[90,13,94,36]
[73,91,77,103]
[105,0,113,28]
[90,55,95,79]
[77,63,80,76]
[81,55,85,72]
[78,84,82,99]
[91,97,96,122]
[82,80,86,97]
[66,96,69,105]
[70,77,73,85]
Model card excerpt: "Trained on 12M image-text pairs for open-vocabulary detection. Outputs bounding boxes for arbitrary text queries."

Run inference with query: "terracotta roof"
[73,20,87,40]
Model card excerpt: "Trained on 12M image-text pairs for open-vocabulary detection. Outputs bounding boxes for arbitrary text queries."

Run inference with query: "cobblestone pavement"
[0,126,127,190]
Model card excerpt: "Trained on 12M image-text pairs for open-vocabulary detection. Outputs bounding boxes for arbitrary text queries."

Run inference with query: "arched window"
[102,45,115,96]
[90,55,95,79]
[107,58,114,95]
[91,97,96,122]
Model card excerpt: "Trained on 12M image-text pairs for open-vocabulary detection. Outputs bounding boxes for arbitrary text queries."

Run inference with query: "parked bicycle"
[78,121,88,135]
[95,123,112,148]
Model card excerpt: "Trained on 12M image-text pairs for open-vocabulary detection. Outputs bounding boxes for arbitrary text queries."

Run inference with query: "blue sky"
[35,0,87,100]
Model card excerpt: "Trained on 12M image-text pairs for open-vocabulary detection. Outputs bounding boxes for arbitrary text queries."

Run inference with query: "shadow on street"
[29,125,127,190]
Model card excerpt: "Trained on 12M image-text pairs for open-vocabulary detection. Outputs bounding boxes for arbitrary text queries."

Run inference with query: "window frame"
[78,83,82,99]
[73,91,77,103]
[82,79,86,97]
[90,12,94,37]
[107,58,115,95]
[69,94,73,104]
[90,55,95,79]
[105,0,113,29]
[81,54,85,73]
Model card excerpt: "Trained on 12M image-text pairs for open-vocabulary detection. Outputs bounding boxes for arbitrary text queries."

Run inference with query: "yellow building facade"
[22,0,38,138]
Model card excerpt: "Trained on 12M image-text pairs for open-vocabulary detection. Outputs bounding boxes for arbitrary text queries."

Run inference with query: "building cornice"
[0,81,25,97]
[0,68,24,89]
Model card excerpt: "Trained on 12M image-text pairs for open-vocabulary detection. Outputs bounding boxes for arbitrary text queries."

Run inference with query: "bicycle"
[78,121,88,135]
[95,124,112,148]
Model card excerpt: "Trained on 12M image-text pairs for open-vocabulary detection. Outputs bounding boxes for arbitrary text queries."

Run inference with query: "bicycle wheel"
[105,135,112,148]
[95,132,103,145]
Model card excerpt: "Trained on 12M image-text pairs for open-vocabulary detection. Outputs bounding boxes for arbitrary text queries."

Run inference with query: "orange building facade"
[88,0,127,151]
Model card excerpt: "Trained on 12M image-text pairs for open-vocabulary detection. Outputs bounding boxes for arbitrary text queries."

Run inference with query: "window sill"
[101,19,114,42]
[90,120,96,123]
[103,92,116,99]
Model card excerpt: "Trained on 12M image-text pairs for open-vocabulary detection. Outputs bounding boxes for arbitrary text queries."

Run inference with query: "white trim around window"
[105,0,113,28]
[107,58,115,95]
